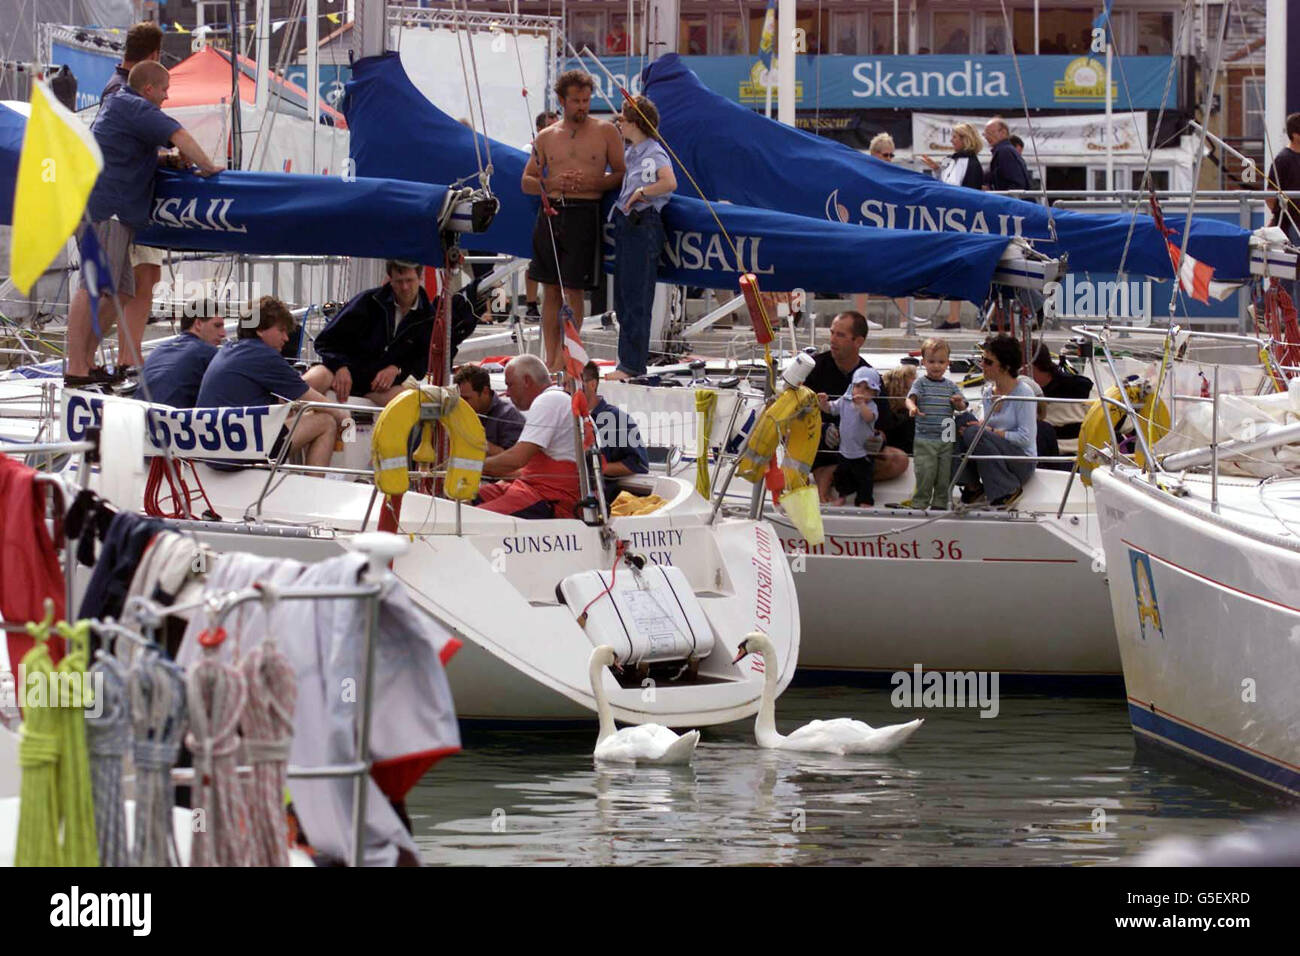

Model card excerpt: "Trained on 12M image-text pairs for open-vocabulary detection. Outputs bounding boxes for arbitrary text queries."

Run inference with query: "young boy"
[904,338,968,509]
[817,366,884,507]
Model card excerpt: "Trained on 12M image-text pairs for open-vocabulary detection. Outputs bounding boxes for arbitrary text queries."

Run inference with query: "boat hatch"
[558,565,716,667]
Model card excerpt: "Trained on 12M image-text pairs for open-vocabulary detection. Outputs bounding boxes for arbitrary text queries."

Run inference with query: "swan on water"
[732,632,924,755]
[588,645,701,765]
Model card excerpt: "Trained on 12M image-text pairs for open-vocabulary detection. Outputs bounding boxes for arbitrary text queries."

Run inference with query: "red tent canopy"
[167,46,346,128]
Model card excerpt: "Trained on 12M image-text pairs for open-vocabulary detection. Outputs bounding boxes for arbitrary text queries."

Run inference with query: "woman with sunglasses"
[952,334,1037,509]
[606,95,677,381]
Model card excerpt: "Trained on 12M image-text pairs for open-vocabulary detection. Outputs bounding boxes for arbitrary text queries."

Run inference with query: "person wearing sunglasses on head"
[951,334,1037,510]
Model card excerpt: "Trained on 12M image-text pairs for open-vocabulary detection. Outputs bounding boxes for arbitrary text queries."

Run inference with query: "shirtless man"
[521,71,625,372]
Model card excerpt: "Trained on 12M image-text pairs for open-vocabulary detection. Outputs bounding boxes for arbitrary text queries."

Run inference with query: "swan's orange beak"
[731,642,750,665]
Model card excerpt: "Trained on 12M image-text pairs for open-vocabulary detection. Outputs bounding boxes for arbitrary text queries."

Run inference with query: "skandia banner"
[343,53,1009,300]
[570,54,1178,111]
[643,55,1251,282]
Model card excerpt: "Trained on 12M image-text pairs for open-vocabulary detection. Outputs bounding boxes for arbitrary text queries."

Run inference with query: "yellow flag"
[173,21,189,34]
[9,82,103,294]
[326,13,340,24]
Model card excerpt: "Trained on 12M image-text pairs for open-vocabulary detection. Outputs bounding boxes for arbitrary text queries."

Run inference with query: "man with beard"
[521,71,625,372]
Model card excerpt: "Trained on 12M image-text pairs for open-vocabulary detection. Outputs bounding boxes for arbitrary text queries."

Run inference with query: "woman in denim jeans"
[607,95,677,380]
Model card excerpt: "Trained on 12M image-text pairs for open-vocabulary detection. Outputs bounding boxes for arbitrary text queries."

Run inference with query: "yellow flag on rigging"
[9,81,102,294]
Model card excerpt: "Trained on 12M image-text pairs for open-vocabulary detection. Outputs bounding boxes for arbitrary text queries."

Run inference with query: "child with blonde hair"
[902,338,967,509]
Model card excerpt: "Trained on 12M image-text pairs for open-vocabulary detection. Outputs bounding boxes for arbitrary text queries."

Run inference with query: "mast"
[1265,0,1287,154]
[777,0,795,126]
[644,0,678,64]
[307,0,319,172]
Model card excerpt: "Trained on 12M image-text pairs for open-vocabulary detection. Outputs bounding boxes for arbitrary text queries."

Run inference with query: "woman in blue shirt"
[607,95,676,380]
[953,334,1037,509]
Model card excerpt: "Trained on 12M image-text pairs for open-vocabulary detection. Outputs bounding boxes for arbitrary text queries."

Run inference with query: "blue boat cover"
[642,54,1252,283]
[342,53,1012,301]
[0,103,449,264]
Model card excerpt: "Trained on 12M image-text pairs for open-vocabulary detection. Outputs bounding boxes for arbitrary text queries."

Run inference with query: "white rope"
[185,638,251,867]
[129,652,187,867]
[86,653,130,867]
[239,636,296,867]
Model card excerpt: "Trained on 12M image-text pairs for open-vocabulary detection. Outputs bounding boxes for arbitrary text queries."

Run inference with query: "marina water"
[407,686,1284,866]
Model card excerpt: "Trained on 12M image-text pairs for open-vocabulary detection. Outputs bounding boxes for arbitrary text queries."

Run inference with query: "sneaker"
[936,321,962,331]
[990,488,1023,510]
[525,302,540,320]
[885,498,917,509]
[959,484,985,505]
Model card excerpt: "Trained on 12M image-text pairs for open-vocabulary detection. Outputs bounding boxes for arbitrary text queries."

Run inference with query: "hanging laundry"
[125,530,211,612]
[0,456,67,668]
[176,551,461,866]
[77,512,166,622]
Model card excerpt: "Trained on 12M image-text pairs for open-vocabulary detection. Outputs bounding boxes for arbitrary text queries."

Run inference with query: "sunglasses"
[879,151,895,158]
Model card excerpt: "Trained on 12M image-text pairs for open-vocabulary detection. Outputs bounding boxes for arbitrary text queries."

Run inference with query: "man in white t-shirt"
[477,354,582,518]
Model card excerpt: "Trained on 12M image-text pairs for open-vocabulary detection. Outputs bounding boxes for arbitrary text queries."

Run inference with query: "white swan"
[589,645,700,765]
[733,632,924,755]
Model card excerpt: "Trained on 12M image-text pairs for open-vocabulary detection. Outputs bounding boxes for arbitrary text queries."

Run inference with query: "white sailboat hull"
[1092,467,1300,799]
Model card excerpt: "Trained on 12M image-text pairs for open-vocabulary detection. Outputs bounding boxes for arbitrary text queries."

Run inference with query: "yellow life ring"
[736,385,822,493]
[1076,381,1170,485]
[371,385,487,500]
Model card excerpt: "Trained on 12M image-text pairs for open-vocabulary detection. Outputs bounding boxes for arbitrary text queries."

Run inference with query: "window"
[606,11,639,56]
[681,14,708,55]
[1243,76,1266,141]
[834,11,861,55]
[933,12,972,55]
[1087,168,1170,191]
[719,12,745,56]
[980,12,1010,55]
[569,12,601,56]
[1135,12,1174,55]
[870,11,897,55]
[1031,8,1095,55]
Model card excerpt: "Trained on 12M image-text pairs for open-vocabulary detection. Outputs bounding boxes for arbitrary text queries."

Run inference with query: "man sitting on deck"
[138,298,226,407]
[304,260,437,406]
[580,361,648,497]
[477,355,581,518]
[454,363,525,454]
[197,296,352,469]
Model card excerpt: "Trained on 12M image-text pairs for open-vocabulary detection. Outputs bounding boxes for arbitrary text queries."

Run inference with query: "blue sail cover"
[0,103,449,264]
[343,53,1010,300]
[642,54,1252,283]
[135,170,450,263]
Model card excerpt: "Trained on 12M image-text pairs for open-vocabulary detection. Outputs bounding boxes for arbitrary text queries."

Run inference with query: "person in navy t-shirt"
[197,297,352,469]
[139,300,227,407]
[67,61,221,381]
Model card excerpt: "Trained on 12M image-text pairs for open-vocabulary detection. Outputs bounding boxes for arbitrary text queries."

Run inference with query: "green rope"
[55,621,98,867]
[15,639,61,866]
[14,621,100,867]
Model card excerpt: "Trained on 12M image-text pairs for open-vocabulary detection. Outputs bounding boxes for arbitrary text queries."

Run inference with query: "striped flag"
[9,80,103,294]
[1166,240,1234,304]
[77,224,115,339]
[562,313,588,379]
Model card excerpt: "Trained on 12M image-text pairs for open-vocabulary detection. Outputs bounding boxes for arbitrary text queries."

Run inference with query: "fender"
[736,385,822,493]
[1076,381,1170,485]
[372,385,487,499]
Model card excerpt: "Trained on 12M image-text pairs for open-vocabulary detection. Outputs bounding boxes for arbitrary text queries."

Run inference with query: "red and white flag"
[563,317,588,379]
[1166,240,1234,304]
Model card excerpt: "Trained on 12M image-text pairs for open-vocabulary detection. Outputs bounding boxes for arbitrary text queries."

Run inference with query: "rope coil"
[240,637,297,867]
[129,652,187,867]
